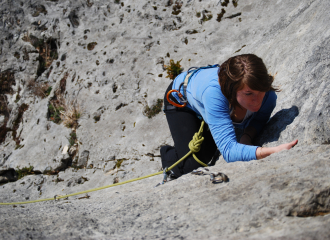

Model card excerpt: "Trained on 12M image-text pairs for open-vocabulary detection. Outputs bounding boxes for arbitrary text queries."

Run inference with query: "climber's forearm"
[256,146,276,160]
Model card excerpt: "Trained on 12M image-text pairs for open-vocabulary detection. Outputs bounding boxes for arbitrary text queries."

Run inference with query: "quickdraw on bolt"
[209,172,229,184]
[192,168,209,175]
[162,167,169,184]
[154,167,176,187]
[191,167,229,184]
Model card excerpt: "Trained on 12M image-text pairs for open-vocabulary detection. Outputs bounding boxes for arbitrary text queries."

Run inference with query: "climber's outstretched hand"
[256,139,298,160]
[276,139,298,151]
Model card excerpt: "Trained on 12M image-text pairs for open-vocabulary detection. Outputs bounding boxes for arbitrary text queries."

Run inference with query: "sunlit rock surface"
[0,0,330,239]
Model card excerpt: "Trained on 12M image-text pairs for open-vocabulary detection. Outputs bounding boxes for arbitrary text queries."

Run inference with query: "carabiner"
[166,90,187,108]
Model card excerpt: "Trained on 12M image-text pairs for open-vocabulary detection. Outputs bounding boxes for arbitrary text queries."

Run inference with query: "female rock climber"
[161,54,298,178]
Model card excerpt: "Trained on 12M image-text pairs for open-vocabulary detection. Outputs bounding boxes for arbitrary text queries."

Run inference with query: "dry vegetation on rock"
[165,59,183,80]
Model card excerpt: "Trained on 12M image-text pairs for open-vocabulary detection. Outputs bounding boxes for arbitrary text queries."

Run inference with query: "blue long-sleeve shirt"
[172,67,277,162]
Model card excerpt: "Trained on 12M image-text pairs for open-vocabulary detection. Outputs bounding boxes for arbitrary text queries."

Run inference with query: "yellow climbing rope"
[0,121,207,205]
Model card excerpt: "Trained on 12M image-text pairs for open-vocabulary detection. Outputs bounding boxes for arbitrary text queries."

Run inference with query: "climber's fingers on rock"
[287,139,298,149]
[278,139,298,151]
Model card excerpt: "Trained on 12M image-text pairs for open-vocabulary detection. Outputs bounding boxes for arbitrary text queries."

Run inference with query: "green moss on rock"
[144,99,163,118]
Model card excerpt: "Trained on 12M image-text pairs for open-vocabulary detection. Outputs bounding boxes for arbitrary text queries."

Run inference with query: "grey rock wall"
[0,0,330,239]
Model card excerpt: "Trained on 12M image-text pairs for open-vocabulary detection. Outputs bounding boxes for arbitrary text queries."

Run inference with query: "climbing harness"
[166,64,220,108]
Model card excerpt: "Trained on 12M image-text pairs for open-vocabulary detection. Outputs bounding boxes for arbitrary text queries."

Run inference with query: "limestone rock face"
[77,150,89,168]
[0,115,5,127]
[0,0,330,239]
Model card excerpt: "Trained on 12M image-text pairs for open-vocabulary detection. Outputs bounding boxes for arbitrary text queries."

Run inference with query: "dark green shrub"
[48,104,63,123]
[45,86,52,96]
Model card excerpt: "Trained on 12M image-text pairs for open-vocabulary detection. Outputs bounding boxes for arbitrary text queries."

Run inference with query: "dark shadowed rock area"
[0,0,330,239]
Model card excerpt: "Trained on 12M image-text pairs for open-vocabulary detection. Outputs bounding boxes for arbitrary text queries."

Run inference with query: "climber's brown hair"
[218,54,279,109]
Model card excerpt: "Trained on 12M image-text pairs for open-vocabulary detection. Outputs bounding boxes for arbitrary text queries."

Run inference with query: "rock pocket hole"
[22,35,58,77]
[115,103,127,111]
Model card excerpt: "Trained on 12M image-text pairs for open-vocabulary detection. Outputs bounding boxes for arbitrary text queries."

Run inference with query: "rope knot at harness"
[186,121,208,168]
[188,121,205,153]
[188,132,204,153]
